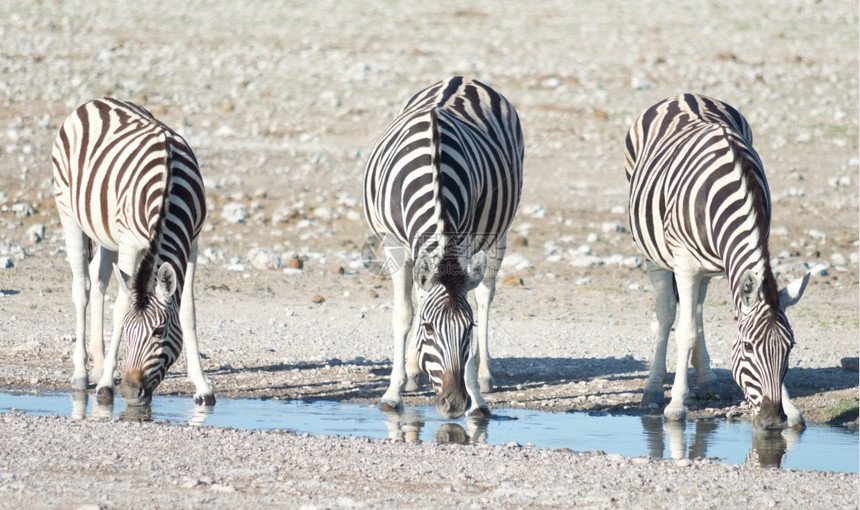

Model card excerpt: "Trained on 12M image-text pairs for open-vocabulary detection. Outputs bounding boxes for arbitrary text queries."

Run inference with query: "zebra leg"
[664,268,702,422]
[181,247,215,406]
[781,384,805,430]
[642,263,675,407]
[380,257,414,411]
[464,350,490,417]
[61,217,91,391]
[473,239,505,393]
[691,278,720,399]
[96,249,138,404]
[88,246,116,383]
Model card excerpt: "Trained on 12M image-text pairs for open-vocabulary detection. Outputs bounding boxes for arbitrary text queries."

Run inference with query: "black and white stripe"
[52,98,214,406]
[364,77,524,419]
[625,93,808,429]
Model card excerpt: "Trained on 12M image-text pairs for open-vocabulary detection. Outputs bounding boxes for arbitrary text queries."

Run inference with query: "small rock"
[11,203,34,218]
[808,263,828,276]
[221,202,247,223]
[331,266,345,275]
[287,257,304,269]
[675,458,692,467]
[502,275,523,287]
[511,235,528,247]
[312,295,325,304]
[248,248,281,270]
[369,291,379,298]
[1,257,12,269]
[26,224,45,243]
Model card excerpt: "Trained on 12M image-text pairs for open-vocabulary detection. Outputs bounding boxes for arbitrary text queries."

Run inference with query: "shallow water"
[1,390,856,473]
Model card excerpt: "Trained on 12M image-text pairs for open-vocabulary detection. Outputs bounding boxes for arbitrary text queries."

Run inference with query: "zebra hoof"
[379,399,402,413]
[641,389,664,407]
[663,406,687,422]
[194,393,216,407]
[696,383,721,400]
[466,405,491,418]
[96,386,114,406]
[479,376,494,394]
[71,375,89,391]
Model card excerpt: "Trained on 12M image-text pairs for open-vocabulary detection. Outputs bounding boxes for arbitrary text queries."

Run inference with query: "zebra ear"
[155,263,177,301]
[113,264,132,297]
[413,251,437,291]
[779,272,810,310]
[464,252,487,291]
[739,269,761,309]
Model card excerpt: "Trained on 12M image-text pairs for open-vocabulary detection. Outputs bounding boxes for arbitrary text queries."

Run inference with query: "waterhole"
[1,390,855,473]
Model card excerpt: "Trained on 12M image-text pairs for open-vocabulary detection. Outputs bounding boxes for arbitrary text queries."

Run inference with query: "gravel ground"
[1,0,858,508]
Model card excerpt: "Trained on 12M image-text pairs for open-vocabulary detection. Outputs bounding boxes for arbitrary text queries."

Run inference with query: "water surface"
[1,390,855,473]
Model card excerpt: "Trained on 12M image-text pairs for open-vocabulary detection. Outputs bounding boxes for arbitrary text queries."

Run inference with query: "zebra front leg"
[642,263,675,407]
[380,257,414,411]
[464,352,490,417]
[62,220,91,391]
[663,269,702,421]
[473,240,505,393]
[691,278,720,399]
[781,384,805,430]
[97,254,138,404]
[181,250,215,406]
[88,246,117,383]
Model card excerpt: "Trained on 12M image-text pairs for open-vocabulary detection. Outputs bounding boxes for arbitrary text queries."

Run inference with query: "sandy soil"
[0,0,857,508]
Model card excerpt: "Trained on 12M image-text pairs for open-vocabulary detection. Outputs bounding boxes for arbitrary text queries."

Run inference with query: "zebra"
[363,77,524,419]
[52,98,214,407]
[624,93,809,429]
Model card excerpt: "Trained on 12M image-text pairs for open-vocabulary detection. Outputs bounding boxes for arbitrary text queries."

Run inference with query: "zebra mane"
[729,135,779,308]
[131,134,174,310]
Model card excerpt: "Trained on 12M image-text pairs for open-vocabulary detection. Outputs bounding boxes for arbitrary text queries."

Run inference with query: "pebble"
[247,248,281,270]
[222,202,247,224]
[26,224,45,243]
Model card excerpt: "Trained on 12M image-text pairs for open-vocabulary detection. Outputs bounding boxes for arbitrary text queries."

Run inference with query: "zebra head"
[413,250,487,419]
[732,270,810,429]
[114,262,183,406]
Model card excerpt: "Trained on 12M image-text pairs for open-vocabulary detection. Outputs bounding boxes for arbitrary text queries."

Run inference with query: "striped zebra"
[363,77,524,419]
[625,93,809,429]
[52,98,214,407]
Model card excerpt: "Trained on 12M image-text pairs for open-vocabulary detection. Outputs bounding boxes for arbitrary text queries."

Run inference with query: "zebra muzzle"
[119,370,153,406]
[754,397,788,430]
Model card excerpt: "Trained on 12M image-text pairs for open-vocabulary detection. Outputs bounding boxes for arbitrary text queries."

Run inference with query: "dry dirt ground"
[0,0,858,508]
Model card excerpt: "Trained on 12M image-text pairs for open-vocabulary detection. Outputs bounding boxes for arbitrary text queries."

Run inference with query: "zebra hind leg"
[404,342,425,392]
[691,278,721,400]
[88,246,117,384]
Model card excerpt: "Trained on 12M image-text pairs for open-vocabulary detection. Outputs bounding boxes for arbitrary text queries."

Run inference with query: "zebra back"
[363,77,524,267]
[624,93,775,303]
